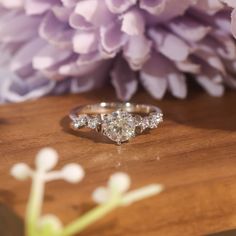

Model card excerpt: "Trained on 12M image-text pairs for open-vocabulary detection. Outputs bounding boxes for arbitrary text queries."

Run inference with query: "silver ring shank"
[70,102,162,120]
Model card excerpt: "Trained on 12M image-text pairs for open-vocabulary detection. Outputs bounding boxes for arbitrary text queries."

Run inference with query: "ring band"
[69,102,163,144]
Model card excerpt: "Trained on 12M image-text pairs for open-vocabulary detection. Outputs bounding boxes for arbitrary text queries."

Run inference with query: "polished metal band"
[70,102,162,119]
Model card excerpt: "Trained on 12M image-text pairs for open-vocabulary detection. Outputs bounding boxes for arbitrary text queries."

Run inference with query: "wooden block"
[0,89,236,235]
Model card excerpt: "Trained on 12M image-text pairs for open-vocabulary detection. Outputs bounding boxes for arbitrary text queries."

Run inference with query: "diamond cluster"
[72,115,101,130]
[135,112,163,132]
[71,110,163,144]
[102,110,136,144]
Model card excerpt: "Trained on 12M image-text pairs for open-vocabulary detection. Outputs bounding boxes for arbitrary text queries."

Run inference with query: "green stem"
[60,198,121,236]
[26,172,45,236]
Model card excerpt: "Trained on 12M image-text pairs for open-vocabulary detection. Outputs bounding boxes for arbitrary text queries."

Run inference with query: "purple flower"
[0,0,235,102]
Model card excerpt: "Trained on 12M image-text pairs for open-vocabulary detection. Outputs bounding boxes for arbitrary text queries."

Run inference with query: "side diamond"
[72,115,87,129]
[149,112,163,129]
[141,117,150,132]
[87,115,101,129]
[134,115,143,126]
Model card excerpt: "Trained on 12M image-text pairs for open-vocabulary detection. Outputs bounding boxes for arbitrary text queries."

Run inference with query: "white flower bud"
[61,164,85,183]
[10,163,31,180]
[36,148,58,172]
[108,172,131,193]
[38,214,62,234]
[92,187,109,204]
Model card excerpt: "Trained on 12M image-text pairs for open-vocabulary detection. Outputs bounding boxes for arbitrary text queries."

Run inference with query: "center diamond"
[102,110,136,144]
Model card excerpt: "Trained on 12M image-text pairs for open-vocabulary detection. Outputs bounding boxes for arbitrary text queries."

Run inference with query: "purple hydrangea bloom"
[0,0,236,102]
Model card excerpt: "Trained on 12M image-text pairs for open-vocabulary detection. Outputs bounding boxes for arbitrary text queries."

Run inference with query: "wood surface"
[0,88,236,236]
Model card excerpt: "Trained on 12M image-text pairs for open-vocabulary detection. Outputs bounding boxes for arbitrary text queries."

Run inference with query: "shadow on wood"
[0,204,24,236]
[208,229,236,236]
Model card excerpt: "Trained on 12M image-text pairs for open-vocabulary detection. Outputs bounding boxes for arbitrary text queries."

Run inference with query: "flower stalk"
[61,196,120,236]
[10,148,164,236]
[26,172,45,236]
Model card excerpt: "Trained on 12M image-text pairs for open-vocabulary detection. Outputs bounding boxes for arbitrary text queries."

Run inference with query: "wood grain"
[0,88,236,236]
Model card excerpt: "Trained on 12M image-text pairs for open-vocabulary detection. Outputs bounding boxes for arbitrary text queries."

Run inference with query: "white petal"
[61,164,85,183]
[10,163,31,180]
[123,35,152,70]
[195,0,224,14]
[73,31,98,54]
[196,76,224,97]
[169,16,211,42]
[75,0,113,26]
[33,45,71,70]
[0,72,56,103]
[39,11,73,49]
[0,0,23,8]
[11,38,45,72]
[196,63,225,97]
[36,148,59,172]
[121,8,145,36]
[75,0,98,22]
[140,52,169,99]
[25,0,55,15]
[111,57,138,101]
[168,73,187,99]
[149,27,190,62]
[108,172,131,193]
[69,12,94,30]
[59,61,100,76]
[222,0,236,7]
[176,61,201,74]
[92,187,109,204]
[100,22,126,54]
[140,0,166,15]
[105,0,137,13]
[0,13,39,43]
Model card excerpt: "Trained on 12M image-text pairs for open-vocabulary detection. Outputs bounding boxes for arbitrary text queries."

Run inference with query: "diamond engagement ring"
[69,102,163,145]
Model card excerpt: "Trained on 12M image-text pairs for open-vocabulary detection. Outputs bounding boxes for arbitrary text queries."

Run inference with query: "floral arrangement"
[11,148,163,236]
[0,0,236,103]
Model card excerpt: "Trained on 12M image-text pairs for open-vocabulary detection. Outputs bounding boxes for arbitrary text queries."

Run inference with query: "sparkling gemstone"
[149,112,163,128]
[134,115,143,126]
[102,110,136,144]
[87,115,101,129]
[141,117,150,131]
[73,115,87,129]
